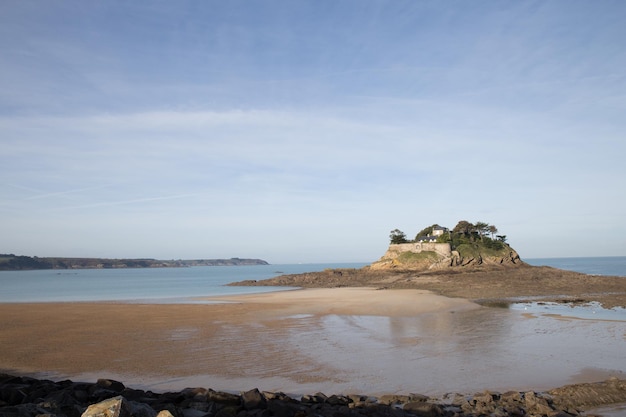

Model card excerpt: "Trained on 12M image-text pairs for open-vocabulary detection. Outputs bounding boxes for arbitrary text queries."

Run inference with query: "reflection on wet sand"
[0,289,623,398]
[271,306,625,396]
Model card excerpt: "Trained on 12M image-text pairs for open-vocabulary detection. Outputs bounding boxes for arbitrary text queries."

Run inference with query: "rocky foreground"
[2,373,626,417]
[231,264,626,309]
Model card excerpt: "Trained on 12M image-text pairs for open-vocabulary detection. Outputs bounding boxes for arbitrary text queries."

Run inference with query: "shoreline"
[1,286,625,398]
[231,264,626,309]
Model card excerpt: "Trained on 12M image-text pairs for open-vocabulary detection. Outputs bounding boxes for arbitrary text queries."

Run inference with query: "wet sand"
[0,287,624,396]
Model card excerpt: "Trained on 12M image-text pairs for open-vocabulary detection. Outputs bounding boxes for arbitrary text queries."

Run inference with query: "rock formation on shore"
[370,221,525,271]
[369,242,522,270]
[1,373,625,417]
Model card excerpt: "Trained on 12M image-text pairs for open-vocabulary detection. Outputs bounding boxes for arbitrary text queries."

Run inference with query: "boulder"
[301,392,327,404]
[524,391,555,415]
[205,389,240,406]
[402,402,444,417]
[96,380,126,393]
[378,394,411,405]
[128,401,158,417]
[0,403,52,417]
[326,394,351,406]
[241,388,266,410]
[81,395,131,417]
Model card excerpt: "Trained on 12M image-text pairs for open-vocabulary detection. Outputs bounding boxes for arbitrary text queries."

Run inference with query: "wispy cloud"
[1,1,625,260]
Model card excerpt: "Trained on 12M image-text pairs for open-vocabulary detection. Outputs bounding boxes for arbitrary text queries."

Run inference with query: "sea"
[525,256,626,277]
[0,262,367,303]
[0,257,624,303]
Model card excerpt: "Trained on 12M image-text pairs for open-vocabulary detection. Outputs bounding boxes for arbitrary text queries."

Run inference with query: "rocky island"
[232,221,626,309]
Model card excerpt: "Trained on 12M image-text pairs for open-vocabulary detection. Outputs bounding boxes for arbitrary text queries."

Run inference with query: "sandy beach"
[1,287,624,397]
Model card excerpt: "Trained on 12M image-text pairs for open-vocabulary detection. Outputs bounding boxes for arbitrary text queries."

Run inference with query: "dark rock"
[96,379,126,393]
[346,394,369,404]
[183,400,212,412]
[214,405,239,417]
[181,387,208,398]
[121,387,153,403]
[39,389,84,417]
[301,392,327,404]
[157,391,187,406]
[402,402,444,417]
[266,400,304,417]
[127,399,158,417]
[23,381,57,403]
[0,403,52,417]
[326,394,350,406]
[206,389,241,406]
[377,394,410,405]
[261,392,295,402]
[8,373,626,417]
[0,384,27,405]
[242,388,266,410]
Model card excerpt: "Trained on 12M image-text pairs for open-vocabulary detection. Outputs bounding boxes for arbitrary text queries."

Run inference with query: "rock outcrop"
[370,242,522,271]
[1,373,625,417]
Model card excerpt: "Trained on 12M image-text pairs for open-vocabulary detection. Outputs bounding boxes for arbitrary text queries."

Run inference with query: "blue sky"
[1,1,625,263]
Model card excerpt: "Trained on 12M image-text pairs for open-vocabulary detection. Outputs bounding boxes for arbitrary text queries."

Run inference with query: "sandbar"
[0,287,624,396]
[201,287,479,316]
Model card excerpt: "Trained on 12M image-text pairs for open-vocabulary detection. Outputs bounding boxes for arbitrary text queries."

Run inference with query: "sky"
[1,1,625,263]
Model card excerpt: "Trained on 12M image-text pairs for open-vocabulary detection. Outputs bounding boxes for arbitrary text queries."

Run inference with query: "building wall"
[388,242,451,257]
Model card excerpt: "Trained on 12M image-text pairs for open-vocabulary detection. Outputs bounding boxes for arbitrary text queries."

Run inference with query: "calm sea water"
[1,257,623,303]
[525,256,626,277]
[0,263,366,303]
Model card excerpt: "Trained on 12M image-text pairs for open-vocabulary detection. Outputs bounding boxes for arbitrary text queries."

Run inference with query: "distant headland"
[0,254,269,270]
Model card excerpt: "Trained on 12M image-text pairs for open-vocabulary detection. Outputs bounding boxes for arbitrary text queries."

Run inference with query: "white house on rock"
[417,225,449,242]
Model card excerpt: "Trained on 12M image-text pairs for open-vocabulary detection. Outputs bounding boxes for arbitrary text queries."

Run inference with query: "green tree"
[475,221,490,241]
[452,220,473,236]
[489,225,498,239]
[389,229,409,244]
